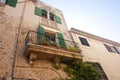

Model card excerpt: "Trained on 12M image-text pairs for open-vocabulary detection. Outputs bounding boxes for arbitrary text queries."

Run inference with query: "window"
[49,13,55,21]
[113,46,120,54]
[45,32,56,43]
[79,37,90,46]
[35,7,47,18]
[42,9,47,18]
[104,44,120,54]
[104,44,114,52]
[37,26,56,45]
[92,63,109,80]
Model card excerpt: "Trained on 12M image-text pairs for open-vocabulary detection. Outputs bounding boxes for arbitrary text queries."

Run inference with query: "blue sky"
[41,0,120,43]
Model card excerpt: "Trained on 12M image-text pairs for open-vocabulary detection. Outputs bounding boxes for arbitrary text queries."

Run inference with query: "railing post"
[25,30,31,46]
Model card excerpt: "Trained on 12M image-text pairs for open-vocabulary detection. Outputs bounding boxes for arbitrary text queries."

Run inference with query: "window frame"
[79,37,90,47]
[44,30,56,43]
[49,13,55,21]
[104,44,114,53]
[104,44,120,54]
[113,46,120,54]
[91,62,109,80]
[41,9,47,18]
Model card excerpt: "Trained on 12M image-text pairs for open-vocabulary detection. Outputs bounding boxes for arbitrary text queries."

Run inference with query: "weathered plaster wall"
[71,32,120,80]
[0,13,16,78]
[0,13,68,80]
[0,0,70,79]
[13,20,68,80]
[3,0,71,41]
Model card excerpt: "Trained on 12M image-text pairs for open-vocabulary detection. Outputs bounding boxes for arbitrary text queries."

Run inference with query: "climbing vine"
[52,59,100,80]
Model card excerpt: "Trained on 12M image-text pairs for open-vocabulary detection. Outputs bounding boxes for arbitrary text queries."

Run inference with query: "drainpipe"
[69,30,77,47]
[11,0,27,79]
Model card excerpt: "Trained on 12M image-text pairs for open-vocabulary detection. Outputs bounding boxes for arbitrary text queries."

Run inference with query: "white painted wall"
[71,32,120,80]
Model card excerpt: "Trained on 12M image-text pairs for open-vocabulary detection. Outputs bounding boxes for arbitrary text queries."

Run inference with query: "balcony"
[23,30,82,64]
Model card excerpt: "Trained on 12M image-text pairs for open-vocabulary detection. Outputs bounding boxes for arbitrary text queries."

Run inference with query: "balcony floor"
[24,43,82,64]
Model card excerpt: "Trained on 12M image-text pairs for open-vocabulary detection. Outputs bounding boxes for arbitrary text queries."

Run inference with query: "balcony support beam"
[23,43,82,64]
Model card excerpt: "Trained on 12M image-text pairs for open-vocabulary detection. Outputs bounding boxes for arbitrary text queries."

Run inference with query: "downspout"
[11,0,27,79]
[69,30,77,46]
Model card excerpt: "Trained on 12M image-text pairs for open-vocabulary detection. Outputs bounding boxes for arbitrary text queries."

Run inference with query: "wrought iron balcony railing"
[25,30,81,53]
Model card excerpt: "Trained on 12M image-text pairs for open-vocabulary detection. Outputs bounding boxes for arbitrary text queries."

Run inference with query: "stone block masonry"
[0,13,16,78]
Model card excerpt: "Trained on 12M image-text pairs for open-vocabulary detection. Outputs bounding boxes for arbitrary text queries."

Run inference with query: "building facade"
[0,0,82,80]
[0,0,120,80]
[70,28,120,80]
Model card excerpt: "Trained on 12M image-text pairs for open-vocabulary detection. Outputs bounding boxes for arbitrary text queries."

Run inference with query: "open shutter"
[57,32,66,48]
[55,15,61,24]
[6,0,17,7]
[35,6,42,16]
[37,25,45,44]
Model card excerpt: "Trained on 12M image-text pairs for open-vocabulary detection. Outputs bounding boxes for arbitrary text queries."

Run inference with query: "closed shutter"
[6,0,17,7]
[57,32,66,48]
[35,6,42,16]
[37,25,45,44]
[55,15,61,24]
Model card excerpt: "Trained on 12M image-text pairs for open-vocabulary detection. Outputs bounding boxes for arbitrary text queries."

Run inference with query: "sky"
[40,0,120,43]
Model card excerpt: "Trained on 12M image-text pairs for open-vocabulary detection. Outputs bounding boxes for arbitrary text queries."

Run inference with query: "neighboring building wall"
[70,28,120,80]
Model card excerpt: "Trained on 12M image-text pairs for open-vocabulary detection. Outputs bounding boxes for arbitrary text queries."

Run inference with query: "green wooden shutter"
[6,0,17,7]
[35,7,42,16]
[57,32,66,48]
[55,15,61,24]
[37,25,45,44]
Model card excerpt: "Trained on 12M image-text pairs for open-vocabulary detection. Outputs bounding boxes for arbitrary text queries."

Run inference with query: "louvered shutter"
[37,25,45,44]
[6,0,17,7]
[35,7,42,16]
[57,32,66,48]
[55,15,61,24]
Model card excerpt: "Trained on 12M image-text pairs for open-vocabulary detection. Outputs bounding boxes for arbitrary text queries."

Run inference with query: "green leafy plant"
[52,59,100,80]
[68,45,81,53]
[52,63,61,70]
[51,78,66,80]
[51,78,57,80]
[63,59,100,80]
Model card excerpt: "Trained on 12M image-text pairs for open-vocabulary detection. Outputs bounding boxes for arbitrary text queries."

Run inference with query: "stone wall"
[0,13,69,80]
[0,0,71,79]
[0,13,16,78]
[14,20,68,79]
